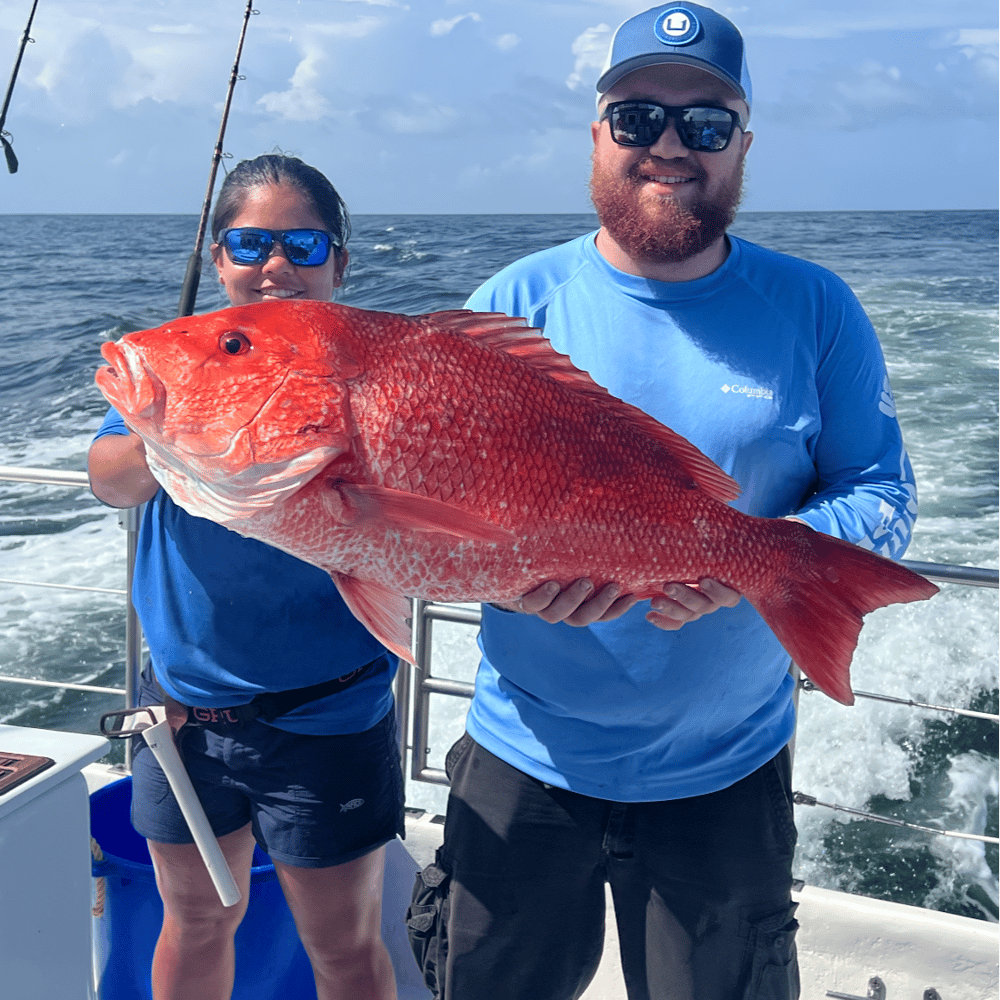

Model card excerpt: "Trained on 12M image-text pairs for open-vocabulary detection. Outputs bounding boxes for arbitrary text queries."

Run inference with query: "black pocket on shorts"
[742,902,800,1000]
[406,849,452,997]
[762,748,798,854]
[444,731,474,781]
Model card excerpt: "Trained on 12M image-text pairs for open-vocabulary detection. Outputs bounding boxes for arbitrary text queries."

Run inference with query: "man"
[407,5,918,999]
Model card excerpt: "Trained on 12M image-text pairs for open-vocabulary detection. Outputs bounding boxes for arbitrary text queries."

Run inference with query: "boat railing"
[1,463,998,847]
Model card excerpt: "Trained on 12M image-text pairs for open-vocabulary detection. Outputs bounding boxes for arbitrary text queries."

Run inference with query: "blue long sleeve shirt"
[464,232,917,801]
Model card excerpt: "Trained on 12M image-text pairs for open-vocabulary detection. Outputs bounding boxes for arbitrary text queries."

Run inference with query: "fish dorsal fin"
[421,310,741,505]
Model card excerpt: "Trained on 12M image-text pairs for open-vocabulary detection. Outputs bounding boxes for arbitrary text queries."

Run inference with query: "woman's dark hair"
[211,154,351,254]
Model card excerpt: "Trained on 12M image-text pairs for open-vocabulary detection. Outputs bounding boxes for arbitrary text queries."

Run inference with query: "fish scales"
[321,317,735,592]
[95,300,939,705]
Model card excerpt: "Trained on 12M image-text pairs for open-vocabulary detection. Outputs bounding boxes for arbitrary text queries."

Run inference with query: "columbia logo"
[340,798,364,812]
[721,383,773,401]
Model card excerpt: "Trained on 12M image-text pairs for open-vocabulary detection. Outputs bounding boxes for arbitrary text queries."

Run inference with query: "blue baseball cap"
[596,3,752,111]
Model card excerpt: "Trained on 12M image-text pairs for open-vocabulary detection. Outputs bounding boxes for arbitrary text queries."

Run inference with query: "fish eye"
[220,332,251,356]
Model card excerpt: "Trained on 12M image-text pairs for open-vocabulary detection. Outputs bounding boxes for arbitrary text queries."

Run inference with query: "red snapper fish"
[95,300,938,705]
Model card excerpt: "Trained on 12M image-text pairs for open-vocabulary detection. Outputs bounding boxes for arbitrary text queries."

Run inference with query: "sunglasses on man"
[219,227,338,267]
[601,101,744,152]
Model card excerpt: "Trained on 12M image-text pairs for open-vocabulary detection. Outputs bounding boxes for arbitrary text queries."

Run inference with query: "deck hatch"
[0,751,55,795]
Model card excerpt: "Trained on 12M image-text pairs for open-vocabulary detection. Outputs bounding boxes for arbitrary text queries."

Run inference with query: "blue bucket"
[90,776,317,1000]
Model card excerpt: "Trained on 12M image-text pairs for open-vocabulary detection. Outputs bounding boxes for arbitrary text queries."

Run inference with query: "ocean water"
[0,210,996,922]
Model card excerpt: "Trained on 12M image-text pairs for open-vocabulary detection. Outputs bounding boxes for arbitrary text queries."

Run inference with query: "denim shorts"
[131,691,405,868]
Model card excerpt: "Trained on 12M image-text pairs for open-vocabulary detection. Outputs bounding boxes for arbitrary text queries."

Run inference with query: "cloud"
[430,13,482,37]
[378,94,459,134]
[565,24,611,91]
[147,24,205,36]
[276,16,387,40]
[455,136,557,189]
[760,66,901,129]
[256,87,330,123]
[735,0,998,38]
[256,40,331,122]
[827,60,921,125]
[19,14,229,116]
[252,16,387,123]
[760,26,998,130]
[498,141,557,174]
[3,0,995,214]
[25,27,141,123]
[953,27,998,49]
[947,28,999,82]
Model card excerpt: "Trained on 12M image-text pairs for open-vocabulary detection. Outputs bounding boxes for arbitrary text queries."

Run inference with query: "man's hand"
[646,578,741,630]
[495,577,740,629]
[507,579,640,626]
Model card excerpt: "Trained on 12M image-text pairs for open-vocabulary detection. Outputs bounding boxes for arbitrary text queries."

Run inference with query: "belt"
[161,654,390,734]
[100,655,391,740]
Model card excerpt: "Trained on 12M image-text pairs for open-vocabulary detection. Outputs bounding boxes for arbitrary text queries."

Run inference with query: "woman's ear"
[333,247,350,288]
[210,244,225,284]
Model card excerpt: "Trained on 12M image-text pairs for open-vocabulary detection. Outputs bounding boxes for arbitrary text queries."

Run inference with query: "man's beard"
[590,157,744,264]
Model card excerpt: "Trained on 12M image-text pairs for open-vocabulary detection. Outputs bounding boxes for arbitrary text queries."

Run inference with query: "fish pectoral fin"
[326,482,516,545]
[331,573,415,665]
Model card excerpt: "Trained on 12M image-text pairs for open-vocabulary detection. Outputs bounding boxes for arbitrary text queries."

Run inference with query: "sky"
[0,0,996,214]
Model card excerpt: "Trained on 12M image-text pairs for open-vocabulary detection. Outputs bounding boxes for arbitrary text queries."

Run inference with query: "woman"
[88,155,401,1000]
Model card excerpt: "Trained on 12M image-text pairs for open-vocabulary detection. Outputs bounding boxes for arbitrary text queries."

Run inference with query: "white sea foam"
[924,753,1000,919]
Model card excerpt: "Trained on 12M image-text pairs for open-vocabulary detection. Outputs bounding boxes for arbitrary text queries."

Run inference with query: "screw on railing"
[827,975,886,999]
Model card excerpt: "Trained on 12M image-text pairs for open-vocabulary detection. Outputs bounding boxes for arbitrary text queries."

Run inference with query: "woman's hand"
[494,577,740,629]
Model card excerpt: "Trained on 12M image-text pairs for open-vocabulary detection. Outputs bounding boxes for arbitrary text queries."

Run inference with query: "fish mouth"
[95,341,163,420]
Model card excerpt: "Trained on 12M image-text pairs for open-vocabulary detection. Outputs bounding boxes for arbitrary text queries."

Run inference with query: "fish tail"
[747,529,939,706]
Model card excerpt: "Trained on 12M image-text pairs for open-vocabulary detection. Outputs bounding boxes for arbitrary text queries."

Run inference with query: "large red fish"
[95,300,938,705]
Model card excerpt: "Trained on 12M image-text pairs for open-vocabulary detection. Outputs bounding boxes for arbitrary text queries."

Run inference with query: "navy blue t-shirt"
[94,408,395,734]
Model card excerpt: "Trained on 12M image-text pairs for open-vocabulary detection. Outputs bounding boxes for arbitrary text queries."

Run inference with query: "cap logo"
[654,7,701,46]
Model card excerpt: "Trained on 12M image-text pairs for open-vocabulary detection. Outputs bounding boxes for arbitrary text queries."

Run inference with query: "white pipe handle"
[142,717,242,907]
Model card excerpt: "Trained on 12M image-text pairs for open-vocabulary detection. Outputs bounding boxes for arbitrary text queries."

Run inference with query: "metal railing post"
[120,504,145,769]
[409,598,433,783]
[408,602,478,786]
[392,600,417,772]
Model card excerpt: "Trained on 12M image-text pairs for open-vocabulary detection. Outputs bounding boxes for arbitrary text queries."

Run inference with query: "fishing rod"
[0,0,41,174]
[176,0,258,317]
